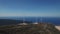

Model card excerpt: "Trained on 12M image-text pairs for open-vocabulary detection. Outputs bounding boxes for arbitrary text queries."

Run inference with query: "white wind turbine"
[33,17,38,24]
[23,17,28,25]
[40,16,43,23]
[18,17,27,25]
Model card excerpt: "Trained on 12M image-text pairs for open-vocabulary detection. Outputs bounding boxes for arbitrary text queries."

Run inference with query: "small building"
[18,23,28,25]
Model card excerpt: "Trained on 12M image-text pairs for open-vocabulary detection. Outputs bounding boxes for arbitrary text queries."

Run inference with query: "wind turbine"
[33,17,38,24]
[20,16,27,25]
[40,16,43,23]
[18,17,27,25]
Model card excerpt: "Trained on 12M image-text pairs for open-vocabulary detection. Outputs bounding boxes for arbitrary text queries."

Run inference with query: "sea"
[0,17,60,25]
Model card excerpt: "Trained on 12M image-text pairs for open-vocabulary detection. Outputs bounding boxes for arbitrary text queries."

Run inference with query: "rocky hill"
[0,23,60,34]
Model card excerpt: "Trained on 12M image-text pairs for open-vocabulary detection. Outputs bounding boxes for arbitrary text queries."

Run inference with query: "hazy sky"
[0,0,60,17]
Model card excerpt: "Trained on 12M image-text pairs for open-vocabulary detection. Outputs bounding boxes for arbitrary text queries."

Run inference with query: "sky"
[0,0,60,17]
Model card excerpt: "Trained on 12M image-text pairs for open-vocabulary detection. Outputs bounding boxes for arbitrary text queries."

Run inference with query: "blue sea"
[0,17,60,25]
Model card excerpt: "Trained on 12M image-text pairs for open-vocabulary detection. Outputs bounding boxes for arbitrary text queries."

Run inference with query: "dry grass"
[0,23,60,34]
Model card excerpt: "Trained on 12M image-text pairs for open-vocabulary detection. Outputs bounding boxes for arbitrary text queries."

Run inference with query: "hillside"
[0,23,60,34]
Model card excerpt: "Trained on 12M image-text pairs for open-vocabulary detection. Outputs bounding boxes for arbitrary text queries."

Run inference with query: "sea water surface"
[0,17,60,25]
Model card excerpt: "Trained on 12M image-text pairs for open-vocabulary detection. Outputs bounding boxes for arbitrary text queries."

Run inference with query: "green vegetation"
[0,23,60,34]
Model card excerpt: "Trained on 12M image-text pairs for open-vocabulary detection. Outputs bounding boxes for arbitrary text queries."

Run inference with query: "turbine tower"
[22,17,27,25]
[41,16,42,23]
[23,17,25,23]
[33,17,38,24]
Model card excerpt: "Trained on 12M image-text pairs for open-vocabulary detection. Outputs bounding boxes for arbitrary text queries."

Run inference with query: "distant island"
[0,19,32,25]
